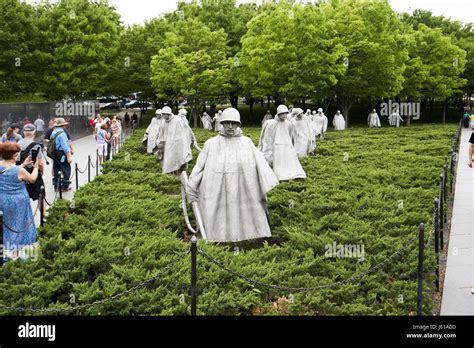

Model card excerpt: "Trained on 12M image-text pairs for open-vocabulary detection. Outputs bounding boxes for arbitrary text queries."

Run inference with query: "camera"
[31,147,39,164]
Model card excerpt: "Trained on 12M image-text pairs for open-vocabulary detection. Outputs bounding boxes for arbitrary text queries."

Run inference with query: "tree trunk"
[249,97,254,115]
[274,95,282,107]
[442,98,448,124]
[341,96,352,127]
[429,97,434,121]
[210,104,216,117]
[421,98,427,122]
[260,99,264,108]
[191,104,197,129]
[229,94,238,108]
[267,96,271,109]
[302,97,306,110]
[406,98,411,126]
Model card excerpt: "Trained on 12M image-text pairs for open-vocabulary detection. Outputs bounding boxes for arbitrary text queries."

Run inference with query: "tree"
[0,0,43,101]
[238,2,345,111]
[150,18,231,127]
[322,0,409,126]
[401,10,473,111]
[408,24,466,122]
[104,18,170,100]
[37,0,121,100]
[170,0,258,110]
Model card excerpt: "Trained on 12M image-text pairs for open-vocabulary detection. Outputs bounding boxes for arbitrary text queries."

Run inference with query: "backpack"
[47,130,63,160]
[16,142,45,201]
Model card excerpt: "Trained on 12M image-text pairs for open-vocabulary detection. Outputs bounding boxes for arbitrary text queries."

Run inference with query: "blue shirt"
[51,127,70,153]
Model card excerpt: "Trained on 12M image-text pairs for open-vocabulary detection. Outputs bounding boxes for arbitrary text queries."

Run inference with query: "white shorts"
[97,143,108,156]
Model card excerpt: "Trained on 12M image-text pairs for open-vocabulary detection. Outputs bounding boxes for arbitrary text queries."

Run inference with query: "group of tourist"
[89,114,123,164]
[0,115,77,261]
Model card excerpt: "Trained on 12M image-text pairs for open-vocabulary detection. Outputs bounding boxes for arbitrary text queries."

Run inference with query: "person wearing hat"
[157,106,195,174]
[17,124,46,208]
[18,124,45,175]
[258,105,306,181]
[50,118,72,192]
[187,107,279,242]
[290,108,315,158]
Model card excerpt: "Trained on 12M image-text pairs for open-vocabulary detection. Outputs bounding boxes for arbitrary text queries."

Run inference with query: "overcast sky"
[104,0,473,26]
[25,0,473,26]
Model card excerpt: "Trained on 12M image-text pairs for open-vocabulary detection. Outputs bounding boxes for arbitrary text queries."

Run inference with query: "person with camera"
[0,142,39,261]
[17,124,46,216]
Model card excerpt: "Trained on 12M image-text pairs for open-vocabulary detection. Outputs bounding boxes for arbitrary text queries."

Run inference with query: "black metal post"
[96,149,99,176]
[439,174,444,250]
[75,163,79,191]
[443,163,447,204]
[417,223,424,316]
[434,198,440,291]
[0,210,3,267]
[88,155,91,183]
[39,186,44,227]
[58,171,63,199]
[191,236,197,316]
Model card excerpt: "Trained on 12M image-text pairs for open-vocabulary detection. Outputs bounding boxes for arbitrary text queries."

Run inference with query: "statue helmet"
[293,108,304,117]
[220,107,241,125]
[162,106,173,115]
[276,104,289,115]
[155,109,162,115]
[317,108,323,113]
[178,108,188,116]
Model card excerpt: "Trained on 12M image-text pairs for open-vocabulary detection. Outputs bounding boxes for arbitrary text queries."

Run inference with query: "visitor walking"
[50,118,72,192]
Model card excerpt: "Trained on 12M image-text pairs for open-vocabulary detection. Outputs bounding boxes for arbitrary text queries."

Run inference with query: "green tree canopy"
[238,2,346,105]
[322,0,409,125]
[37,0,121,99]
[150,18,231,123]
[0,0,42,101]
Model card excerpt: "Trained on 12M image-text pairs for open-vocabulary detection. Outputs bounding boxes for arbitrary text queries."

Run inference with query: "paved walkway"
[441,128,474,315]
[32,127,130,225]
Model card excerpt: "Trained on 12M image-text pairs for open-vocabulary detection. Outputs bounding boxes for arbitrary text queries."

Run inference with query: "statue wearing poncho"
[158,107,194,174]
[213,110,223,132]
[201,112,213,130]
[145,114,163,154]
[259,105,306,181]
[262,111,273,126]
[290,108,315,157]
[313,108,328,140]
[187,108,279,242]
[368,109,381,128]
[388,109,404,127]
[333,110,346,131]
